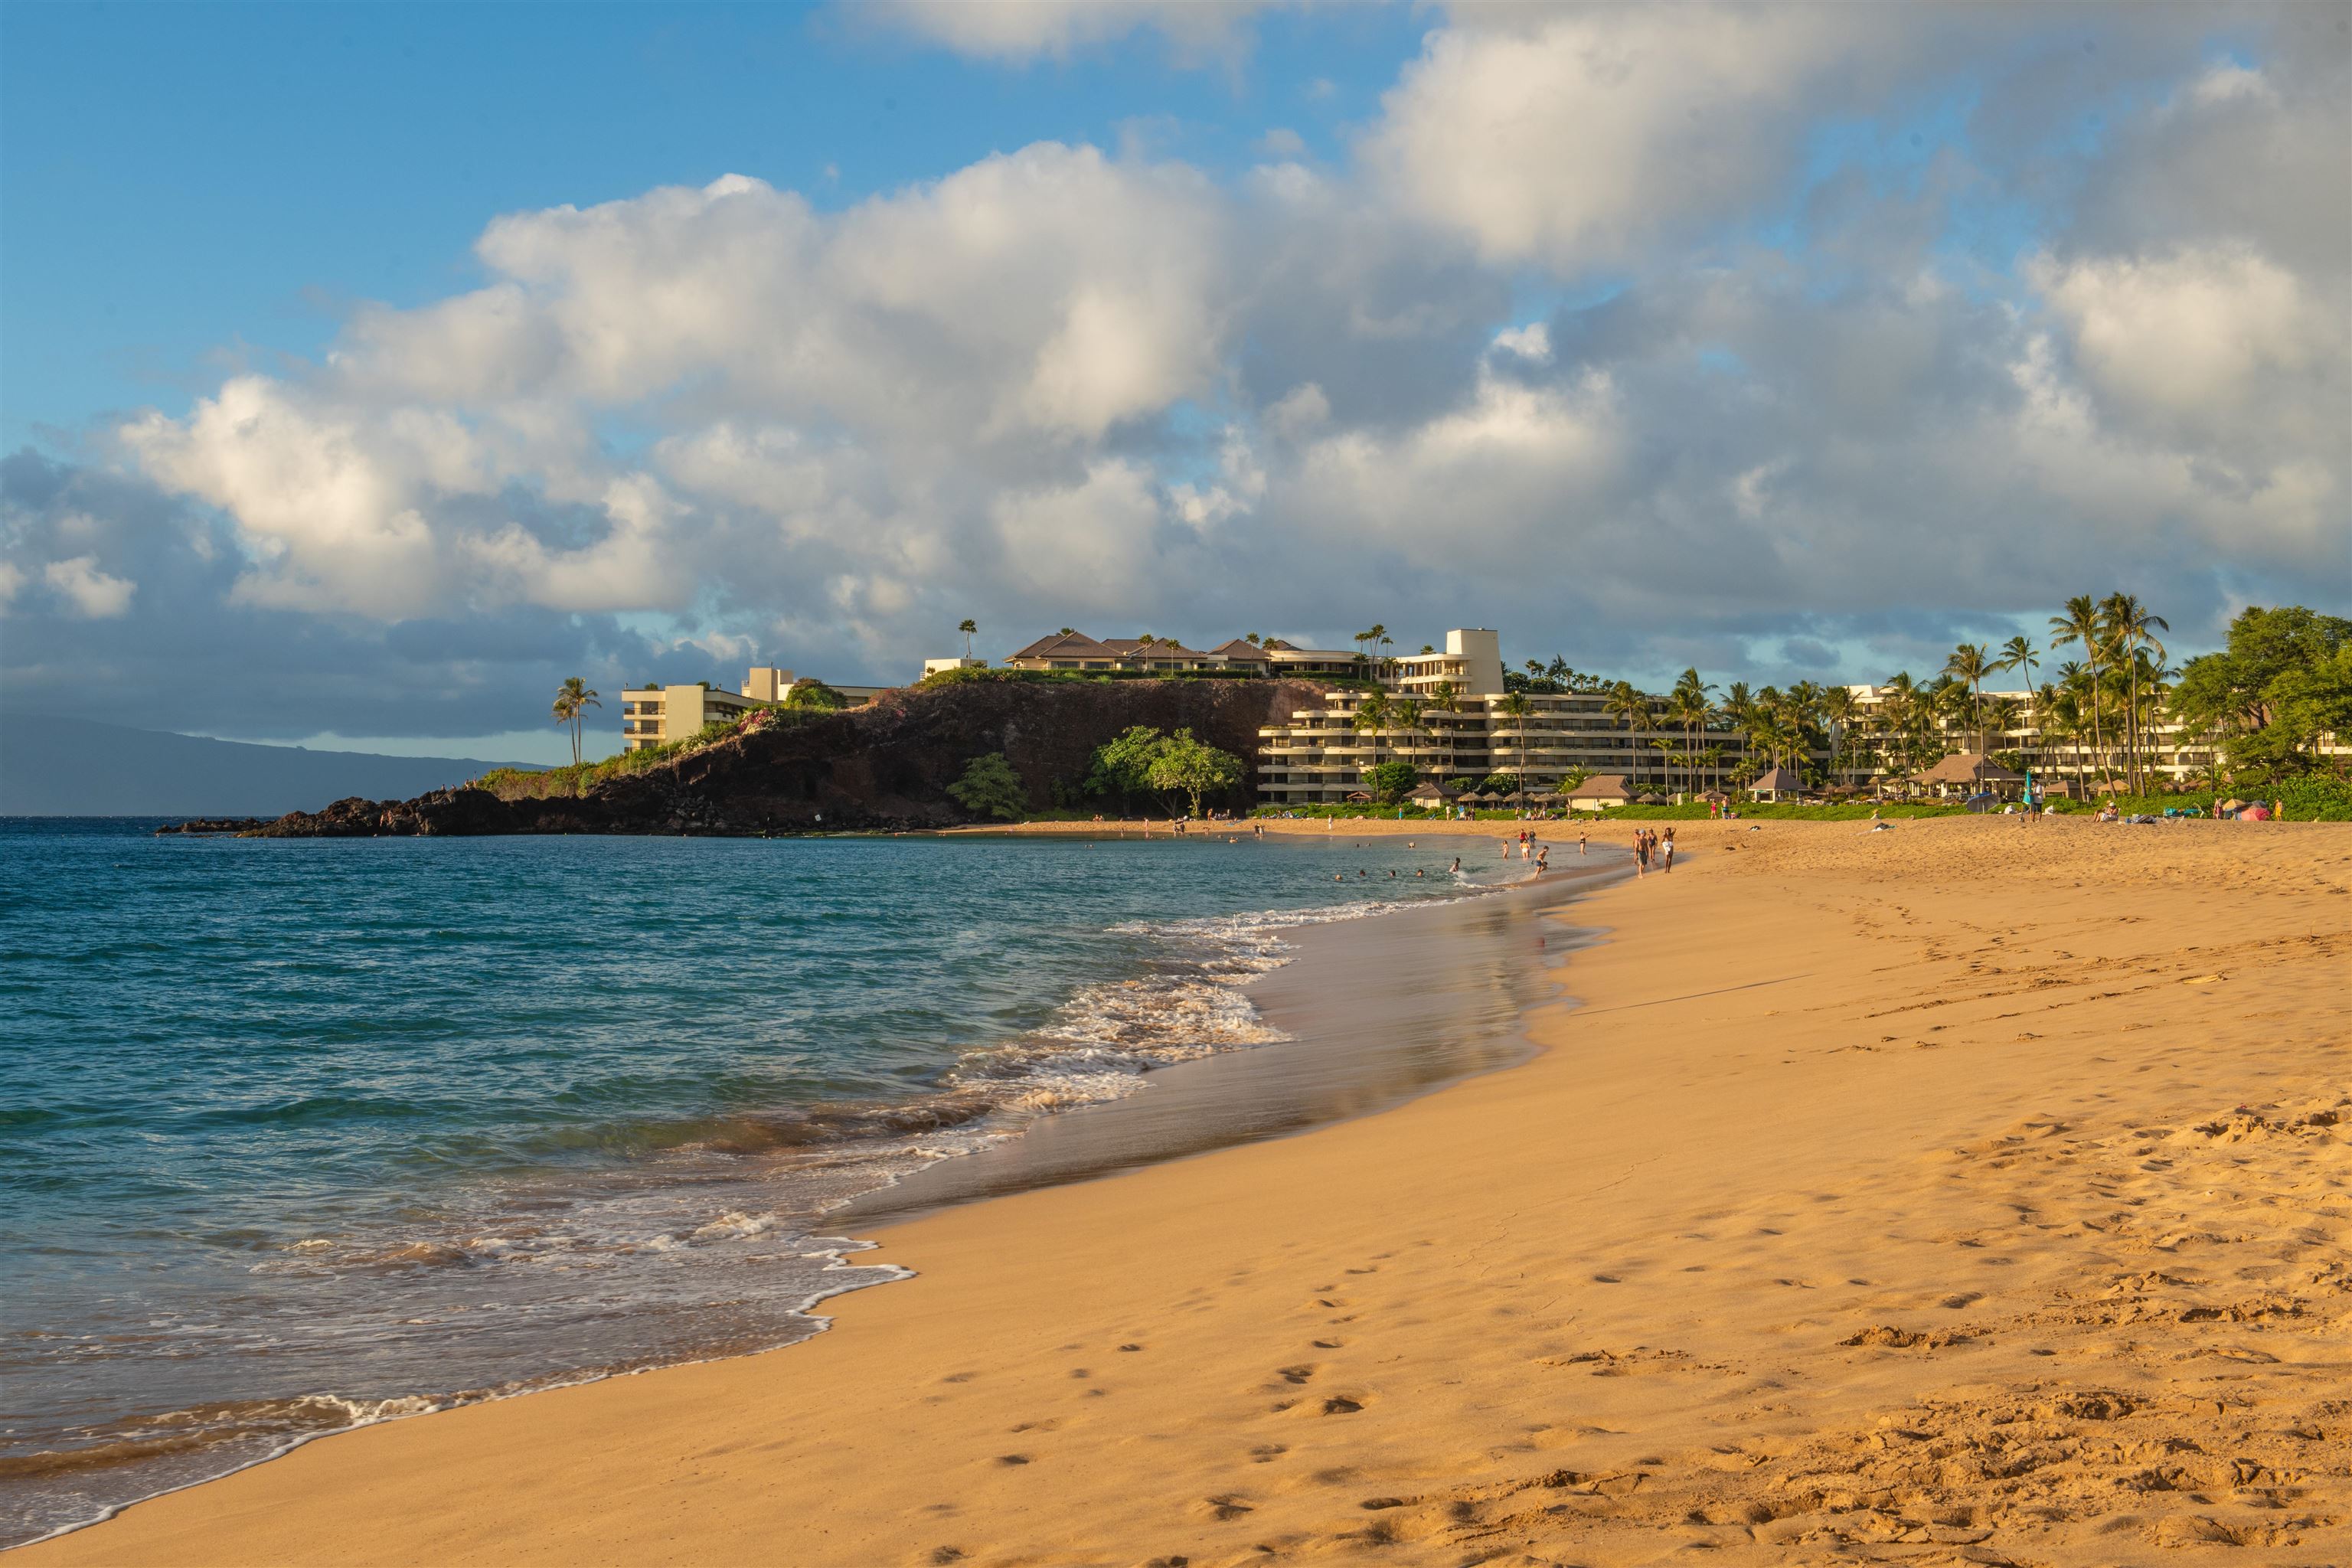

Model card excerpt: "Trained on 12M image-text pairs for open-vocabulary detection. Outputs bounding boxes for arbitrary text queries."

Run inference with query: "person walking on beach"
[1578,826,1588,856]
[1635,831,1650,877]
[1662,835,1675,874]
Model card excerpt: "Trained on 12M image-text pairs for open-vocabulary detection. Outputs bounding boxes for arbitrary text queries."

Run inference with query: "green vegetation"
[2170,606,2352,787]
[475,710,806,800]
[1081,726,1246,816]
[1361,758,1418,804]
[1147,730,1246,818]
[782,678,850,711]
[946,753,1029,820]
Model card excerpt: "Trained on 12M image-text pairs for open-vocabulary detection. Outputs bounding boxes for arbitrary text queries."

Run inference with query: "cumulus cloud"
[39,3,2348,745]
[1364,7,1890,270]
[2032,244,2331,429]
[858,0,1272,64]
[41,555,137,618]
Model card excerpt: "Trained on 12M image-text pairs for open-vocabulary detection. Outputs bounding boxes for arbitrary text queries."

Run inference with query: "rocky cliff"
[244,676,1330,837]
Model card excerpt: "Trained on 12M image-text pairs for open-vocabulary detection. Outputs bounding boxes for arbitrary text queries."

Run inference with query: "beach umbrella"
[1503,790,1531,803]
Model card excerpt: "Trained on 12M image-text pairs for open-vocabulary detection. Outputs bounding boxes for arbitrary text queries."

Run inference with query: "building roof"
[1750,766,1807,792]
[1563,773,1633,799]
[1406,782,1446,800]
[1915,752,2025,786]
[1207,639,1272,660]
[1007,631,1119,662]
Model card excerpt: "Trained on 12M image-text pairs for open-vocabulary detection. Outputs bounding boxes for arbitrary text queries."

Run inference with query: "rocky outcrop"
[241,676,1329,838]
[153,817,270,835]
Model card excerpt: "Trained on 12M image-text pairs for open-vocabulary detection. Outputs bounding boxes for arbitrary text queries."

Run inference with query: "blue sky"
[2,3,2344,763]
[2,2,1421,450]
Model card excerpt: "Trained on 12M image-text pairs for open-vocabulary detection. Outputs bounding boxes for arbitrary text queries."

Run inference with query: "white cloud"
[861,1,1269,64]
[71,5,2348,724]
[1265,382,1331,441]
[1365,8,1879,270]
[1257,126,1308,159]
[0,558,25,608]
[2032,243,2335,431]
[990,460,1162,606]
[42,555,137,618]
[1491,322,1551,363]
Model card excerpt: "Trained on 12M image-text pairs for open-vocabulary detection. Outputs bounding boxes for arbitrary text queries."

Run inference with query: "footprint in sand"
[1277,1364,1317,1384]
[1312,1338,1345,1349]
[1323,1395,1365,1415]
[1203,1494,1254,1521]
[1250,1444,1287,1463]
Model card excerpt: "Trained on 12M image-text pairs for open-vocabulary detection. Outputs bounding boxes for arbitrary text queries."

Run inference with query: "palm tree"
[2102,593,2167,794]
[553,677,601,766]
[1373,625,1392,675]
[1390,697,1425,779]
[1603,681,1648,785]
[1498,691,1534,794]
[1351,691,1393,766]
[1942,644,1992,753]
[1820,685,1859,789]
[1996,634,2039,771]
[1671,668,1713,796]
[958,619,978,658]
[2050,596,2107,786]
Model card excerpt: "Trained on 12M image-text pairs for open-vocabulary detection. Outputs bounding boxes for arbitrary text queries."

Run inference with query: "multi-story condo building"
[1256,632,1754,806]
[619,681,766,753]
[622,667,889,752]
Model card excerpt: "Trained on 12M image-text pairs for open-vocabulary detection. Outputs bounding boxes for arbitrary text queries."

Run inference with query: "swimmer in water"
[1450,856,1462,874]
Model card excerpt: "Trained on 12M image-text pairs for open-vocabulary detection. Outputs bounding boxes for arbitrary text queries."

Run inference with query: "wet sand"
[23,817,2351,1566]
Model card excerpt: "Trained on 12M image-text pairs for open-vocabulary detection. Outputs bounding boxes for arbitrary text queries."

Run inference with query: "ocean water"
[0,819,1526,1545]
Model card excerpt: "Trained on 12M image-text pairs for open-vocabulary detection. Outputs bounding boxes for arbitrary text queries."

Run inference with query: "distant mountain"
[0,714,542,817]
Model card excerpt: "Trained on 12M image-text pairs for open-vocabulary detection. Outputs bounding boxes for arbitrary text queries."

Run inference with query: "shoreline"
[4,838,1592,1551]
[21,818,2351,1565]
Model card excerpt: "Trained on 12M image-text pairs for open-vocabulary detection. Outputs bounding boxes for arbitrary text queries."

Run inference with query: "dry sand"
[24,818,2351,1566]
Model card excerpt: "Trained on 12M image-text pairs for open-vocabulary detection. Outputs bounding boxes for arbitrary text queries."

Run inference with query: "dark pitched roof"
[1007,632,1115,661]
[1751,766,1806,792]
[1563,773,1633,799]
[1208,639,1272,660]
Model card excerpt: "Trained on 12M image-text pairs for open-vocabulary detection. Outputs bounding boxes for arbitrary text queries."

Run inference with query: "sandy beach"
[24,817,2350,1566]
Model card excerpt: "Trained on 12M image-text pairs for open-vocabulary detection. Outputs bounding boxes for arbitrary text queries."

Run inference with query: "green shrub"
[1361,759,1419,804]
[946,753,1030,819]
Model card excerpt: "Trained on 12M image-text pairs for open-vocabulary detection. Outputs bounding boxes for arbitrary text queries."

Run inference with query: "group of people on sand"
[1632,824,1674,877]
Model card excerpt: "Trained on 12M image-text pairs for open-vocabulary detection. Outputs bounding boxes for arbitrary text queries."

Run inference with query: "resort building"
[1000,631,1366,679]
[1389,629,1504,701]
[622,667,890,751]
[619,682,766,752]
[1255,632,1756,806]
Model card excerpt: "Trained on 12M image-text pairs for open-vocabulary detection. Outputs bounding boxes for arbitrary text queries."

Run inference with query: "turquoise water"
[0,819,1508,1544]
